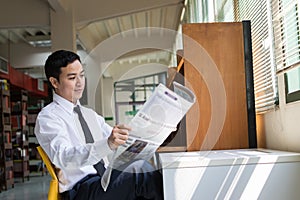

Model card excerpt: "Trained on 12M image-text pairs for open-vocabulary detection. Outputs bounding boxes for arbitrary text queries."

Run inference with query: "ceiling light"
[25,35,51,47]
[25,35,85,49]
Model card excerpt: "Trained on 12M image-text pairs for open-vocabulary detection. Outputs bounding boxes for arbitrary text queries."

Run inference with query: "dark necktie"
[74,105,94,143]
[74,105,105,175]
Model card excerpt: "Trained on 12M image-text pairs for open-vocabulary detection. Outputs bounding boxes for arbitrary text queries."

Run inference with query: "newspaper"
[101,81,196,191]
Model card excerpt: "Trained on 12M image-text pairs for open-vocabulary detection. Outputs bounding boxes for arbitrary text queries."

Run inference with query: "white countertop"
[158,148,300,169]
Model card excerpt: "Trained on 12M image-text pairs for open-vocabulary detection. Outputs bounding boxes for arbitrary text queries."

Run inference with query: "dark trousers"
[61,160,164,200]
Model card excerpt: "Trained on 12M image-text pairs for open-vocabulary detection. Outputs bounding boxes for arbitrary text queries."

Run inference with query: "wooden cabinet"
[182,21,256,151]
[0,80,14,190]
[11,90,30,182]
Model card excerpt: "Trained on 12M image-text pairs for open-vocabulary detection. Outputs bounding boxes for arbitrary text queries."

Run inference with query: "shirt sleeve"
[95,112,113,138]
[34,107,114,170]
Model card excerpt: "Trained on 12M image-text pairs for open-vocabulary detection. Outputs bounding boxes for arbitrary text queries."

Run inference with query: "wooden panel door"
[182,22,256,151]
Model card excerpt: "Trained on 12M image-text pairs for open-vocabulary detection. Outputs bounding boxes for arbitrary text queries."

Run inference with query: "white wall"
[263,73,300,152]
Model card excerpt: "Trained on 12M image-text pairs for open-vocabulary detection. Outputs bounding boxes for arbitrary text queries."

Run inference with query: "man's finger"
[115,124,132,131]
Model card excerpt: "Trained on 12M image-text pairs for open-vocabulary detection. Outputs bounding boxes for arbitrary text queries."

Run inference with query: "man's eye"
[69,77,76,80]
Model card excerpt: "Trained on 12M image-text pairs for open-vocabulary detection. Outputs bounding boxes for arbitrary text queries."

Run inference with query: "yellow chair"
[37,146,60,200]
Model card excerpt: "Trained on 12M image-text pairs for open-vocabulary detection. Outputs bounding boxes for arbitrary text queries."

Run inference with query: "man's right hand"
[107,124,131,150]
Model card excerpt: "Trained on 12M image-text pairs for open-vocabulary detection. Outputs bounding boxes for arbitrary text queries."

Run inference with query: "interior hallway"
[0,175,51,200]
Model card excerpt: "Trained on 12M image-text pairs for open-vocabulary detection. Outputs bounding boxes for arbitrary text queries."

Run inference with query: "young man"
[35,50,163,200]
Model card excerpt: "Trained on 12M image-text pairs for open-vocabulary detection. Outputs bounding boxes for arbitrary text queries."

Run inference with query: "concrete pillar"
[49,0,77,52]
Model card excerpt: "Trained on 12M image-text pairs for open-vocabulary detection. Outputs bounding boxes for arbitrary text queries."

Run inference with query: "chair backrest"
[36,146,59,200]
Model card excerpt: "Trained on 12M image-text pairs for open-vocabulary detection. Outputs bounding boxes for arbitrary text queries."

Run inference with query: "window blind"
[272,0,300,73]
[234,0,277,113]
[186,0,278,113]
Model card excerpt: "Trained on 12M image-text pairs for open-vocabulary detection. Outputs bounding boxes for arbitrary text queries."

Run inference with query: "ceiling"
[0,0,185,79]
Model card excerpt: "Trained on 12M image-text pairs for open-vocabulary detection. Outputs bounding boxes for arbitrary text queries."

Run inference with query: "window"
[285,66,300,103]
[0,56,8,74]
[215,0,235,22]
[273,0,300,103]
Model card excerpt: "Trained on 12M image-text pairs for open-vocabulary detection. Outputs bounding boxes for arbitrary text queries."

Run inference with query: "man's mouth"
[75,89,83,92]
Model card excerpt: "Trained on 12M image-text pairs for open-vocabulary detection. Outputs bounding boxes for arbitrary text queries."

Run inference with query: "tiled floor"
[0,174,51,200]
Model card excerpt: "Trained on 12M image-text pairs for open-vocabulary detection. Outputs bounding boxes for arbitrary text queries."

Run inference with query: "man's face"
[51,59,85,104]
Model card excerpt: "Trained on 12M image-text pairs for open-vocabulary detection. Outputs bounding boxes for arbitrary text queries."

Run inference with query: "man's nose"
[76,76,84,84]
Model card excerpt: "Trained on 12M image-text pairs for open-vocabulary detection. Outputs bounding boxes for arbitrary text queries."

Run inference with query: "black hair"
[44,50,81,90]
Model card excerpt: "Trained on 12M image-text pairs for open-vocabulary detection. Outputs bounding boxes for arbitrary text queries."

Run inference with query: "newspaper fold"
[101,81,196,191]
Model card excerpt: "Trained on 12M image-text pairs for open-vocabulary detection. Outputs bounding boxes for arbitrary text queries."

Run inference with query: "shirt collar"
[53,93,81,115]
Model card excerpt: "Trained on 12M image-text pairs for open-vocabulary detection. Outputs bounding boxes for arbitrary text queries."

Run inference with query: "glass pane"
[214,0,234,22]
[201,0,209,22]
[282,0,294,6]
[283,4,300,66]
[286,67,300,93]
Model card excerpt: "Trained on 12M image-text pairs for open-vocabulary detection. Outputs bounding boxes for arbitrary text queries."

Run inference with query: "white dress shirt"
[34,93,114,193]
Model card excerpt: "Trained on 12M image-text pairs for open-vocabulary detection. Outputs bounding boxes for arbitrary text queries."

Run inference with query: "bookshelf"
[27,99,46,176]
[11,89,30,182]
[0,80,14,190]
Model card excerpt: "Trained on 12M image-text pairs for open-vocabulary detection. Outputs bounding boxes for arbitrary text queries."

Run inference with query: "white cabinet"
[158,149,300,200]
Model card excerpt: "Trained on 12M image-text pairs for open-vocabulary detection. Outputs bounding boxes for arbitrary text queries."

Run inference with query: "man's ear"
[49,77,59,89]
